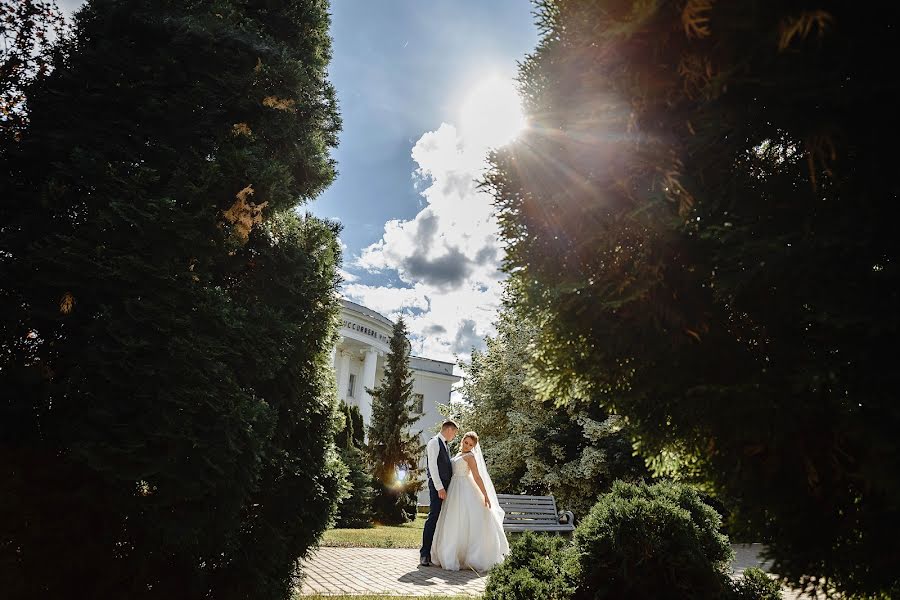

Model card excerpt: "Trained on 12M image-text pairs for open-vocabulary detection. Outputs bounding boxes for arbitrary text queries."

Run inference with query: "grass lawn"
[319,514,426,548]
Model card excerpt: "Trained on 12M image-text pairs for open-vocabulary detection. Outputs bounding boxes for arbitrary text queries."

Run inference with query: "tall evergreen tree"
[0,1,343,598]
[334,403,373,528]
[335,444,375,529]
[486,0,900,596]
[459,304,647,517]
[366,317,423,524]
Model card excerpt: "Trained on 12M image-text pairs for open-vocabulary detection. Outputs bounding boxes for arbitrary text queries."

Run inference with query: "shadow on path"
[397,564,485,587]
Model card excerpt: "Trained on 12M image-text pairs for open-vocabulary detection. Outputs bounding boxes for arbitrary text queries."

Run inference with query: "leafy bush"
[484,532,578,600]
[730,568,782,600]
[572,480,733,600]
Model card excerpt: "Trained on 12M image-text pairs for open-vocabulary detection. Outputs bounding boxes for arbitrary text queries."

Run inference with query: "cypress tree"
[0,0,343,598]
[366,317,423,524]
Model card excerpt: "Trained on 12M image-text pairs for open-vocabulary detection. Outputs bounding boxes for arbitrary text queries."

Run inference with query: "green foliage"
[335,445,374,529]
[336,402,366,450]
[0,0,341,598]
[730,568,783,600]
[484,532,579,600]
[487,0,900,595]
[486,482,734,600]
[458,305,647,516]
[366,317,423,524]
[572,481,733,600]
[334,402,372,528]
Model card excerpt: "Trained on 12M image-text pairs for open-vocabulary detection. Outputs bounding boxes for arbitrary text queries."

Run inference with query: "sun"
[459,75,527,150]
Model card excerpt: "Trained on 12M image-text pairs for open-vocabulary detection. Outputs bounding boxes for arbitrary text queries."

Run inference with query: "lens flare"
[459,75,527,150]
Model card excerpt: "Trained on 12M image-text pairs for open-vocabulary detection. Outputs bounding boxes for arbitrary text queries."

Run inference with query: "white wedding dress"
[430,445,509,571]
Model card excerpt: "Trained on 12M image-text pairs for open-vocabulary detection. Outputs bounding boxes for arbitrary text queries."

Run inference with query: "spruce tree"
[0,0,342,598]
[334,403,373,528]
[335,445,375,529]
[486,0,900,595]
[366,317,423,524]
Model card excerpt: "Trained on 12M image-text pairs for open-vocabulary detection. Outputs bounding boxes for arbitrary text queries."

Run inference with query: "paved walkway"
[298,544,801,598]
[299,547,486,596]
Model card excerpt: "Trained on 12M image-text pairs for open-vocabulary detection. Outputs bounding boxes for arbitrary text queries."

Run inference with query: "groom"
[419,418,459,566]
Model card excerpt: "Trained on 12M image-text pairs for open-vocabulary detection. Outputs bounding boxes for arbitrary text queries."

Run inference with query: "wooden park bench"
[497,494,575,533]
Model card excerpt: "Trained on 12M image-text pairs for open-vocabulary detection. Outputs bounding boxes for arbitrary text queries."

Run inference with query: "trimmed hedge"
[572,480,733,599]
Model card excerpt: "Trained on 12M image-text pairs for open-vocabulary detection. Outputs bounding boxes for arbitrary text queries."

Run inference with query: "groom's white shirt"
[426,434,447,491]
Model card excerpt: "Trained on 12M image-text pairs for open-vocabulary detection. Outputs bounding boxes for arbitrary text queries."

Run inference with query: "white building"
[333,299,460,505]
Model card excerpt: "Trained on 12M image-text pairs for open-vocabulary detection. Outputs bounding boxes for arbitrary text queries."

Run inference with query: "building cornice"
[340,298,394,328]
[411,369,461,383]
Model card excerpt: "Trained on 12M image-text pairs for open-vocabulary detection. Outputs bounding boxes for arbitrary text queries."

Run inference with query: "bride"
[430,431,510,571]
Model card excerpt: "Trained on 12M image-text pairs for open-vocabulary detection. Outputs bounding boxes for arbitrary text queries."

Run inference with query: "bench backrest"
[497,493,562,527]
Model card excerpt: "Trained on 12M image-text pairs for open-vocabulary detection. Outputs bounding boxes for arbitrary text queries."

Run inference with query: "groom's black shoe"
[419,556,432,567]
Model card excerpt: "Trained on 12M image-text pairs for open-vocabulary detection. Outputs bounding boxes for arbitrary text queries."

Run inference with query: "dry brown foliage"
[262,95,296,112]
[778,10,833,51]
[222,185,268,241]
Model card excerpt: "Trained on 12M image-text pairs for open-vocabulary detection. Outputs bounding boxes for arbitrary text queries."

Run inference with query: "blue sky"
[58,0,539,362]
[313,1,537,255]
[318,1,538,362]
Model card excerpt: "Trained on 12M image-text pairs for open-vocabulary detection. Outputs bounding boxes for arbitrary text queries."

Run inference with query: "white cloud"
[348,122,507,362]
[343,283,429,316]
[337,267,358,283]
[58,0,85,17]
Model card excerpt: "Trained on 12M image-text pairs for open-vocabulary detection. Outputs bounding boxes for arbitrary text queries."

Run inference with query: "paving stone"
[299,547,486,596]
[298,545,805,598]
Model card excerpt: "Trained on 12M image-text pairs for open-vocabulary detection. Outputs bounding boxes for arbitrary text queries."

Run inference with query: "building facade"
[333,299,460,505]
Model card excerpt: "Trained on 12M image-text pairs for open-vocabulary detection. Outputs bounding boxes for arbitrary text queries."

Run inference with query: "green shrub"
[572,480,733,599]
[730,568,782,600]
[335,446,374,529]
[484,532,578,600]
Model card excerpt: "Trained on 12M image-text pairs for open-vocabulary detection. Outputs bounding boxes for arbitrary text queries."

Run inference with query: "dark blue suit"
[420,435,452,562]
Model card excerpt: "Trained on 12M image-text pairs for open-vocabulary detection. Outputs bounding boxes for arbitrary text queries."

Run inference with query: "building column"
[336,351,351,404]
[360,348,379,427]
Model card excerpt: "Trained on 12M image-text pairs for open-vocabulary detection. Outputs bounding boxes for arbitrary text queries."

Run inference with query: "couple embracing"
[419,419,510,571]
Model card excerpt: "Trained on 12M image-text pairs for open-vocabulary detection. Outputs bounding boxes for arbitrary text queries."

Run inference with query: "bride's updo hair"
[462,431,479,445]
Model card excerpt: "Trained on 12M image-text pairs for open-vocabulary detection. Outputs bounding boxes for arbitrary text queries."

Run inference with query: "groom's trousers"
[420,480,444,560]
